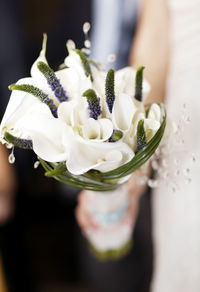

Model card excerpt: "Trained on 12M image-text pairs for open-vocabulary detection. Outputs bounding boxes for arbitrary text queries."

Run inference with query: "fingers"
[123,195,139,229]
[128,173,147,199]
[75,191,99,233]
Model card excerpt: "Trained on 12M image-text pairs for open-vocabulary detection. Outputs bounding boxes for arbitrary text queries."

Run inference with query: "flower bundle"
[0,35,166,192]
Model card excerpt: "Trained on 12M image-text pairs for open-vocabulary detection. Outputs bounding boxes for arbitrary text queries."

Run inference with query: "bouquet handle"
[84,183,134,260]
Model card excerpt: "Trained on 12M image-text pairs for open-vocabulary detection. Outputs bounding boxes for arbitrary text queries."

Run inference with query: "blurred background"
[0,0,153,291]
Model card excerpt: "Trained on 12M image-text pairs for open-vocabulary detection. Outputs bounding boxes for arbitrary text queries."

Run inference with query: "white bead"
[107,54,116,63]
[148,179,159,188]
[152,160,159,170]
[81,48,91,55]
[67,39,76,50]
[8,152,15,164]
[6,143,13,149]
[34,161,40,169]
[84,40,91,48]
[83,22,91,34]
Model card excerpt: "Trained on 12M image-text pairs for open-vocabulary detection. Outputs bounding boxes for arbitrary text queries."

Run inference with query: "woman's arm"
[0,144,16,224]
[130,0,169,103]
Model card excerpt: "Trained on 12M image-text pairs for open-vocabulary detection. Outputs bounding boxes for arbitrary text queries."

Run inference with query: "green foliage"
[136,119,147,152]
[75,49,93,81]
[4,132,32,150]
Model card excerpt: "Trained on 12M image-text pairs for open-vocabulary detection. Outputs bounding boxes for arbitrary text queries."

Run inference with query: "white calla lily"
[66,138,134,175]
[115,67,150,100]
[31,33,48,81]
[55,68,91,101]
[57,100,113,142]
[0,93,71,162]
[21,114,70,162]
[64,50,88,78]
[81,118,113,141]
[144,103,161,142]
[0,93,51,140]
[112,93,137,131]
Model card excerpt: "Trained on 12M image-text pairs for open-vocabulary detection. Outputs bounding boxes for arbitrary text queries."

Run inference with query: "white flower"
[56,100,134,175]
[0,93,70,162]
[66,137,134,175]
[57,100,113,142]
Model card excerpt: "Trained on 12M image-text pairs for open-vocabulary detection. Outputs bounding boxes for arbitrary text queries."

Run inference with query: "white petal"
[16,77,58,104]
[144,118,160,131]
[67,139,134,175]
[91,66,106,97]
[82,118,113,141]
[31,34,48,81]
[82,118,101,140]
[115,66,150,100]
[98,119,113,141]
[115,67,135,97]
[112,93,136,131]
[0,93,51,137]
[57,101,74,127]
[57,100,88,128]
[74,99,89,125]
[22,114,70,162]
[64,50,85,78]
[147,103,161,121]
[56,67,92,101]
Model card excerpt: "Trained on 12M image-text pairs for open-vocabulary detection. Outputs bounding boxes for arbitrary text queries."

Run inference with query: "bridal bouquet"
[0,35,166,260]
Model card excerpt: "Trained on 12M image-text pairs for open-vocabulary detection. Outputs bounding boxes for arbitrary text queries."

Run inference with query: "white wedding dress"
[151,0,200,291]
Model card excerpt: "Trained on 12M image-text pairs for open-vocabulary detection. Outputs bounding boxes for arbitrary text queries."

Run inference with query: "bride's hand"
[75,190,99,233]
[75,172,148,234]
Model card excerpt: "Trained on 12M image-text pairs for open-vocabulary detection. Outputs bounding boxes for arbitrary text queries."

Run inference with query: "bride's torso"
[167,0,200,155]
[152,1,200,291]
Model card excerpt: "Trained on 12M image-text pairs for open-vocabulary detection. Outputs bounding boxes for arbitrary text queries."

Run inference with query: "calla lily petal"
[56,68,92,101]
[31,34,48,82]
[57,101,75,127]
[20,114,70,162]
[64,50,85,78]
[15,77,58,104]
[115,67,150,100]
[112,93,136,131]
[148,103,161,121]
[81,118,113,141]
[67,139,134,175]
[144,119,160,131]
[82,118,101,140]
[0,93,51,138]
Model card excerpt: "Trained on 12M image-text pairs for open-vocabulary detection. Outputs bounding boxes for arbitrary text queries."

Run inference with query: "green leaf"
[134,66,145,101]
[45,162,66,177]
[4,132,32,150]
[39,159,118,192]
[136,119,147,152]
[75,49,93,81]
